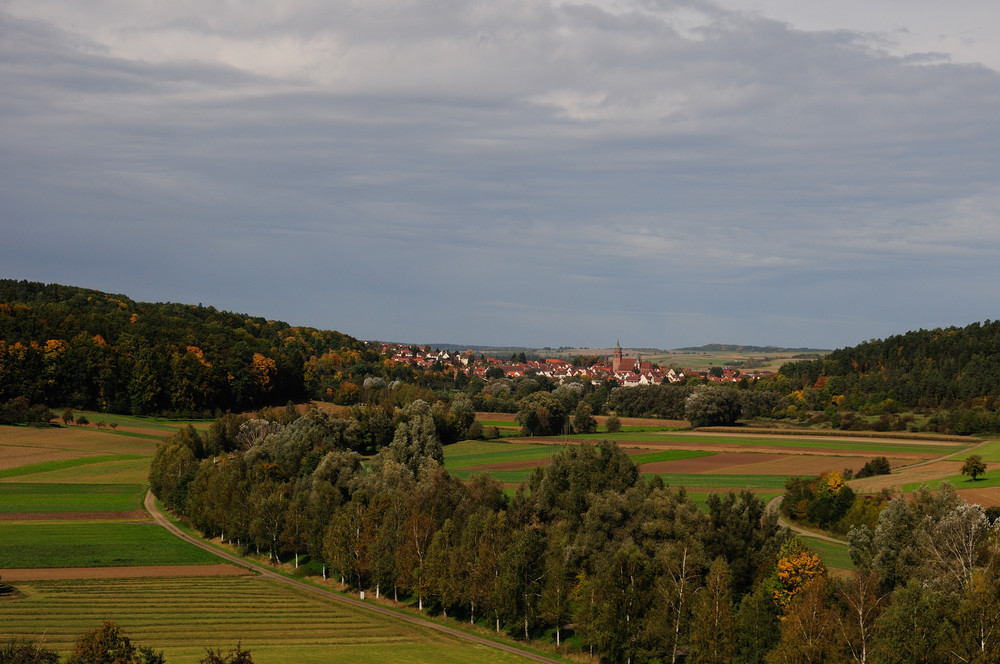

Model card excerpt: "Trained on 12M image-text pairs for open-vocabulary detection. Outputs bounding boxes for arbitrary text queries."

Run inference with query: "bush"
[685,387,741,428]
[605,412,622,433]
[855,456,891,479]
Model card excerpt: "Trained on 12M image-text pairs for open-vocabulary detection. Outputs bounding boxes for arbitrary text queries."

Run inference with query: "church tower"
[613,339,622,373]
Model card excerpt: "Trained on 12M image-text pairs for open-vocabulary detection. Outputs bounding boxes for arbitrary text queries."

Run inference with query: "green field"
[800,537,855,572]
[443,441,568,468]
[902,473,1000,492]
[641,474,792,490]
[0,577,529,664]
[685,491,782,512]
[0,483,146,513]
[0,522,221,568]
[968,439,1000,462]
[57,410,213,435]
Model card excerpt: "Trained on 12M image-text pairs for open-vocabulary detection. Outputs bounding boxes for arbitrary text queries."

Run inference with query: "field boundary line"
[143,490,567,664]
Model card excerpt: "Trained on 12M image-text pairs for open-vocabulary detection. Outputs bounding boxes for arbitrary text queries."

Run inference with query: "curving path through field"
[143,490,564,664]
[767,496,847,545]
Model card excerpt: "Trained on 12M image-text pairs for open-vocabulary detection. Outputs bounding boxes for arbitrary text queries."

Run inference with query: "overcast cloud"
[2,0,999,350]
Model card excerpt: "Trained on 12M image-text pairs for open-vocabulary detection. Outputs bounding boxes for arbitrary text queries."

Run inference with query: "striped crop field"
[443,440,569,468]
[0,522,220,568]
[0,577,531,664]
[0,483,147,514]
[563,431,970,455]
[641,473,793,490]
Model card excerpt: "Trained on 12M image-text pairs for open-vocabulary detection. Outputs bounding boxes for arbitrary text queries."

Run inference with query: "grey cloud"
[2,2,1000,348]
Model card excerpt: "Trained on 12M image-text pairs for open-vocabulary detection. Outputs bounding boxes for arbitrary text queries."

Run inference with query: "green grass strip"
[0,455,145,479]
[641,473,792,489]
[684,491,782,513]
[0,522,221,568]
[968,439,1000,462]
[445,446,568,469]
[902,472,1000,492]
[59,410,212,433]
[800,537,855,571]
[0,483,147,513]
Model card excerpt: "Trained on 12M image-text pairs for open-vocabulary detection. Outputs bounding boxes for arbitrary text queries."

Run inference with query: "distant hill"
[675,343,830,353]
[0,279,372,416]
[780,320,1000,414]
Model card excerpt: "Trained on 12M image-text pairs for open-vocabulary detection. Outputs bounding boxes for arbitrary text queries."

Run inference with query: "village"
[379,341,775,387]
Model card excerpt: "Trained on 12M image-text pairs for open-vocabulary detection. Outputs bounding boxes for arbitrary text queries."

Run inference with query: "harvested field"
[956,488,1000,508]
[476,412,516,422]
[848,460,966,493]
[662,453,877,477]
[0,564,250,580]
[0,427,158,471]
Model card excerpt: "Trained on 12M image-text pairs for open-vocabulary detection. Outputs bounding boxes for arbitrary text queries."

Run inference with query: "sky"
[3,1,1000,351]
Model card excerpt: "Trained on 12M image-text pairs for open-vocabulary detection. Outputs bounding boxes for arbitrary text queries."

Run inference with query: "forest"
[149,405,1000,663]
[0,280,373,417]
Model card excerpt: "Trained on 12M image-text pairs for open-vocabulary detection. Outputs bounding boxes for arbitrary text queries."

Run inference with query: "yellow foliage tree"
[772,538,826,615]
[250,352,277,387]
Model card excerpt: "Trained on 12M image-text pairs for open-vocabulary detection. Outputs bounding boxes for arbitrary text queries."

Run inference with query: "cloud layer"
[3,1,999,349]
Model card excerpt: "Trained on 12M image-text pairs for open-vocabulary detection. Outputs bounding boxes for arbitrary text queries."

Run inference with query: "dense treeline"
[0,280,374,416]
[152,406,789,661]
[151,407,1000,662]
[779,320,1000,431]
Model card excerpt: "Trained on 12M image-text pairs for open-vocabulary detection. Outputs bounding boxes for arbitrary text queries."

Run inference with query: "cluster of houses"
[378,341,773,387]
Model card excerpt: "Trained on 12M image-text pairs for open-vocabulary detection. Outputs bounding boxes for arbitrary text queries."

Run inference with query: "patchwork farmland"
[0,409,994,661]
[0,414,556,664]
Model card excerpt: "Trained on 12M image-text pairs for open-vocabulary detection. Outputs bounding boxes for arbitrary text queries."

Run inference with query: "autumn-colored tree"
[249,353,276,388]
[771,538,826,614]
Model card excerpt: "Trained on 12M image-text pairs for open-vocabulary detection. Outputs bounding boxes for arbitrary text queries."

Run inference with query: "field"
[2,410,996,657]
[0,522,223,568]
[0,420,556,664]
[0,483,146,515]
[448,419,994,571]
[0,577,529,664]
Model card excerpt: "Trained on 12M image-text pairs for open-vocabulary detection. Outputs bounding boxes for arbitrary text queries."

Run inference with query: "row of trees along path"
[142,490,564,664]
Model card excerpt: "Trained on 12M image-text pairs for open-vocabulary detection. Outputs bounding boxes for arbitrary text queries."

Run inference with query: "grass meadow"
[0,483,146,513]
[0,522,221,568]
